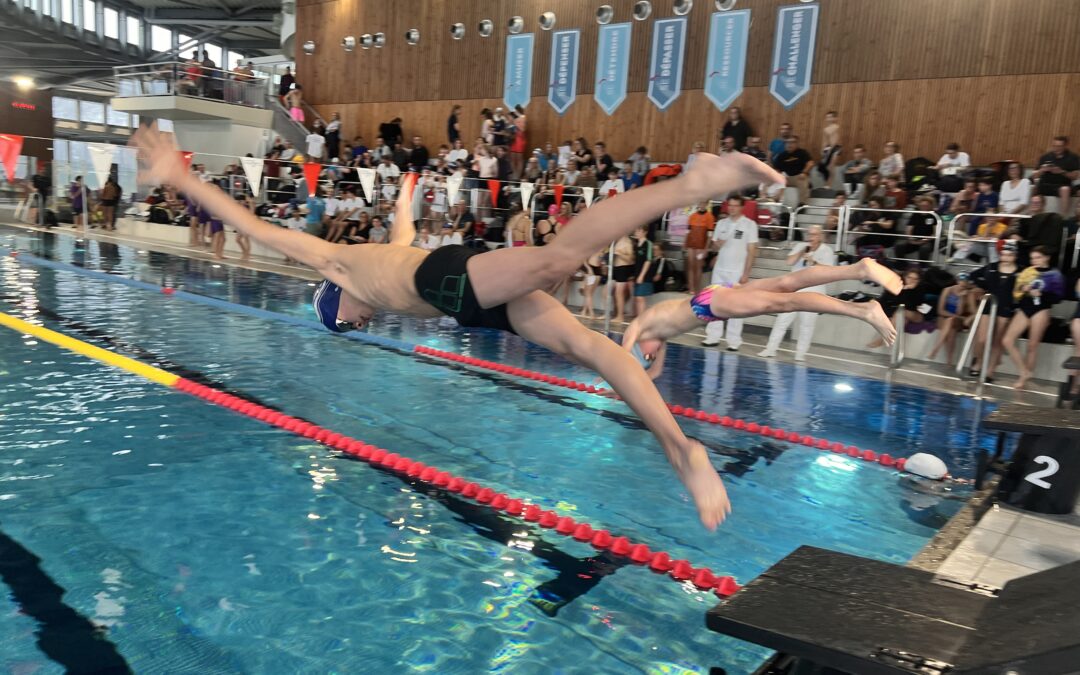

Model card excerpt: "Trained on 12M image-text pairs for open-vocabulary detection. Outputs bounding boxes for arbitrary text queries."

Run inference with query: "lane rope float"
[0,309,743,599]
[4,247,911,474]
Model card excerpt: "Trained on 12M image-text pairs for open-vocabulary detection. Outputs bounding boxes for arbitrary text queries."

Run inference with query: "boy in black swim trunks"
[133,123,787,530]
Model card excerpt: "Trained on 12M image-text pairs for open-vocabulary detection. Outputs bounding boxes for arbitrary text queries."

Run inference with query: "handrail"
[842,206,943,265]
[944,212,1031,266]
[114,62,268,108]
[955,294,990,376]
[953,293,998,396]
[890,304,906,367]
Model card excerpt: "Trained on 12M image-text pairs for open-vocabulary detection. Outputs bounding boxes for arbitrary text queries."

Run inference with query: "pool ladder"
[955,294,999,398]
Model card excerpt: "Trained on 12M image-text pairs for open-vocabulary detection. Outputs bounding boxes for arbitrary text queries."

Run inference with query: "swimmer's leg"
[507,290,731,530]
[743,257,902,295]
[468,153,786,309]
[717,287,897,345]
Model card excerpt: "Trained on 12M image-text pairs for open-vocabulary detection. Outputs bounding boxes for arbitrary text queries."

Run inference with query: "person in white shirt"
[417,224,441,250]
[439,222,463,247]
[934,143,970,173]
[446,139,468,165]
[878,141,905,181]
[999,161,1032,214]
[376,156,401,183]
[279,141,298,162]
[599,168,625,198]
[703,196,759,350]
[759,225,837,361]
[306,132,326,161]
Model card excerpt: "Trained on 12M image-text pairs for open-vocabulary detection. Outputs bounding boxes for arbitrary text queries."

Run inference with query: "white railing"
[114,62,270,108]
[943,212,1030,267]
[842,206,943,265]
[955,293,999,398]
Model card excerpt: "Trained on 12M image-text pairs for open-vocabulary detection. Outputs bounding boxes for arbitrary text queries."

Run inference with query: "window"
[60,0,73,24]
[106,104,128,127]
[82,0,95,31]
[203,43,222,68]
[125,16,140,45]
[42,0,53,16]
[177,33,194,58]
[52,96,78,120]
[150,26,171,53]
[79,100,105,124]
[228,50,245,70]
[103,7,118,38]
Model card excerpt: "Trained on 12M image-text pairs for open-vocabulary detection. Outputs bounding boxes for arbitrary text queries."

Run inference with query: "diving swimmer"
[132,124,789,530]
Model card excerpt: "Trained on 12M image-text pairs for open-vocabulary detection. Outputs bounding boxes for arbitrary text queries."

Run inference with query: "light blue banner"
[503,33,535,110]
[548,29,580,115]
[594,23,631,115]
[647,17,688,112]
[704,9,750,111]
[769,3,819,110]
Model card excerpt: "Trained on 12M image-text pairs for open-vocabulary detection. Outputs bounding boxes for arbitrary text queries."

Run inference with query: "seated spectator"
[535,143,558,173]
[439,220,463,247]
[522,156,543,182]
[868,267,934,348]
[1019,194,1065,265]
[933,142,970,192]
[417,224,441,250]
[628,146,651,185]
[279,141,298,162]
[367,215,389,244]
[742,136,767,162]
[352,136,368,158]
[1032,135,1079,215]
[594,142,615,178]
[853,195,898,260]
[409,136,430,170]
[771,136,814,205]
[600,168,624,198]
[370,136,391,162]
[894,195,940,261]
[947,178,977,219]
[858,170,885,206]
[446,138,469,165]
[841,145,873,196]
[391,143,410,171]
[878,141,905,181]
[928,272,977,363]
[883,175,908,209]
[563,159,581,186]
[996,246,1067,388]
[999,162,1032,214]
[376,155,401,183]
[718,136,738,155]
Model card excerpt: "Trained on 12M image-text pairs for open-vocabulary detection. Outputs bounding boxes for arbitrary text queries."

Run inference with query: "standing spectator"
[324,113,342,161]
[818,111,842,183]
[999,162,1032,214]
[632,226,657,318]
[494,146,513,183]
[70,176,86,227]
[480,109,495,145]
[409,136,430,170]
[610,234,636,322]
[285,85,305,123]
[306,127,327,162]
[967,242,1020,377]
[878,141,905,181]
[772,136,814,205]
[998,246,1066,389]
[1069,278,1080,401]
[100,176,120,231]
[721,107,753,153]
[447,104,462,145]
[703,196,758,350]
[769,122,794,163]
[1032,135,1079,215]
[391,143,410,171]
[594,142,615,180]
[841,145,873,196]
[684,202,714,294]
[573,138,595,169]
[491,108,511,147]
[629,146,651,186]
[742,137,767,162]
[758,224,836,361]
[509,105,528,178]
[278,66,295,100]
[200,51,220,99]
[379,117,404,146]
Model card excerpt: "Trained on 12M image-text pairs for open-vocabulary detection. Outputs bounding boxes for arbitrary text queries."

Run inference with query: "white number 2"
[1024,455,1060,489]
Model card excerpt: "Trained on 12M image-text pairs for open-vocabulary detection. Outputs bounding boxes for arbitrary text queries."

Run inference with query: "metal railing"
[842,206,943,265]
[943,212,1030,266]
[114,62,269,108]
[890,304,906,367]
[955,294,999,398]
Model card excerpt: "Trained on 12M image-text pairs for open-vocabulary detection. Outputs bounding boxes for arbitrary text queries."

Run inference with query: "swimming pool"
[0,226,988,673]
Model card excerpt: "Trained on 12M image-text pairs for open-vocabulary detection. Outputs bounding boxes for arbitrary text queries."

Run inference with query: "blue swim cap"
[313,279,351,332]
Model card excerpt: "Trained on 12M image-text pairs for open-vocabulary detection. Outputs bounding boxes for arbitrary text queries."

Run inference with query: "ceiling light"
[12,76,34,89]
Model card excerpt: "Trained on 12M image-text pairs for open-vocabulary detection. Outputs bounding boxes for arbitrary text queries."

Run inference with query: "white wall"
[172,121,269,172]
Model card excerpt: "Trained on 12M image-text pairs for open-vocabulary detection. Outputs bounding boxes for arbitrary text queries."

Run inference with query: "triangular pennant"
[357,167,376,203]
[519,181,534,208]
[445,172,463,206]
[302,162,322,197]
[487,179,500,209]
[239,156,264,197]
[178,150,194,172]
[88,143,116,189]
[581,186,595,207]
[554,184,564,208]
[0,134,25,183]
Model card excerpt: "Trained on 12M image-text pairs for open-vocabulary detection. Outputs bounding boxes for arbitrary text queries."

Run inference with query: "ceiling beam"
[144,8,277,27]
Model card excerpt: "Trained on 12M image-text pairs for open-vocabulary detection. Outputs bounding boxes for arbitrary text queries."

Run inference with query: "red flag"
[554,184,564,208]
[0,134,25,183]
[303,162,322,197]
[178,150,194,172]
[487,179,500,208]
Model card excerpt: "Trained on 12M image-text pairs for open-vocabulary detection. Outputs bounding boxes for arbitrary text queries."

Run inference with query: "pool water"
[0,227,989,674]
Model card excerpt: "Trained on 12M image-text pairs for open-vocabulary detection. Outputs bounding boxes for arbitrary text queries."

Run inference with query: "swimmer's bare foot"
[1013,370,1031,390]
[857,300,896,346]
[856,258,903,295]
[681,152,786,202]
[671,440,731,530]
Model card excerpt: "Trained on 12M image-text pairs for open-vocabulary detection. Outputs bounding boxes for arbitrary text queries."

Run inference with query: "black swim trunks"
[413,245,517,334]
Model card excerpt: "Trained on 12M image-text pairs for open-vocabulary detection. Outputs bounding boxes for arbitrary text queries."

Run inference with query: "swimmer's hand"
[132,123,191,188]
[681,152,787,202]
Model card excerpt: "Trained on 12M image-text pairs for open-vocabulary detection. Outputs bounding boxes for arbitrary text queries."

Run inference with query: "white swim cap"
[905,453,948,480]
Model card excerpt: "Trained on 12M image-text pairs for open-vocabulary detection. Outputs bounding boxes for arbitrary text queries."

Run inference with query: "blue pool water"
[0,227,990,674]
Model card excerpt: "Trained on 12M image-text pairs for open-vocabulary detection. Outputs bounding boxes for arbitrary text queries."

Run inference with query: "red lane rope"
[171,377,742,598]
[413,346,910,474]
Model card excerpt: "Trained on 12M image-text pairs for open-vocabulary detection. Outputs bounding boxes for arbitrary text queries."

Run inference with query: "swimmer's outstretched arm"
[388,174,419,247]
[133,124,339,275]
[622,298,701,380]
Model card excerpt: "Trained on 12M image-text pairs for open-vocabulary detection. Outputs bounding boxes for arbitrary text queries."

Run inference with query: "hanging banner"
[547,29,580,115]
[594,23,631,115]
[581,186,595,207]
[704,9,751,112]
[519,181,534,208]
[178,150,194,173]
[769,3,820,110]
[445,172,463,206]
[504,33,535,111]
[647,17,688,112]
[356,167,376,203]
[239,156,264,198]
[553,184,564,208]
[87,144,115,189]
[487,179,501,208]
[302,162,321,197]
[0,134,24,183]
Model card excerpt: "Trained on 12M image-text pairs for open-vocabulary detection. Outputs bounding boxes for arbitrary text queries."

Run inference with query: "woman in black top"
[867,268,931,348]
[572,137,595,169]
[720,107,753,151]
[967,242,1019,377]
